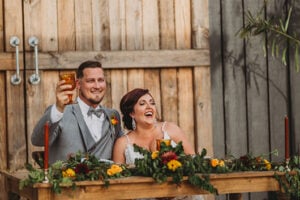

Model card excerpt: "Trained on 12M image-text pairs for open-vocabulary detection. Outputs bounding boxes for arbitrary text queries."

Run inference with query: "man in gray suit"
[31,60,123,164]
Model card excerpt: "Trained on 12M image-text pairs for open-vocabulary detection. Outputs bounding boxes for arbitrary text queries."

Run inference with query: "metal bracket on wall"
[10,36,22,85]
[28,36,41,85]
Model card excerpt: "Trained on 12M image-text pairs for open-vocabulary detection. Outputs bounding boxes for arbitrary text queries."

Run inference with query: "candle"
[44,121,49,169]
[285,116,289,160]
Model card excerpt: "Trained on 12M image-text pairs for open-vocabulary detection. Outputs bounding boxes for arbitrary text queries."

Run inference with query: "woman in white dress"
[113,88,203,200]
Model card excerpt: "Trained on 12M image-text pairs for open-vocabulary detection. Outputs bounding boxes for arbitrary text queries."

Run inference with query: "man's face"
[77,67,106,107]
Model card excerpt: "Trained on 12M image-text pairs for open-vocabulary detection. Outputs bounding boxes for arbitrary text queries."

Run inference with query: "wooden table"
[1,170,284,200]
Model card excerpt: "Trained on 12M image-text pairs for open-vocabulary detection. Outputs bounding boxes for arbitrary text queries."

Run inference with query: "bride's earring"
[132,118,136,130]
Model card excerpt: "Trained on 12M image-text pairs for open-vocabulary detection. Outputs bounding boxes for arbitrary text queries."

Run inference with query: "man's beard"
[80,91,103,105]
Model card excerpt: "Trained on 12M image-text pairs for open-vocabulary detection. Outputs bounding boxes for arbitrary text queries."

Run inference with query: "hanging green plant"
[237,0,300,72]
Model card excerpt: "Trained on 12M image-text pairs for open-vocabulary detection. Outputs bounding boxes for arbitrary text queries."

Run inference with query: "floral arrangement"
[20,143,300,198]
[20,152,131,193]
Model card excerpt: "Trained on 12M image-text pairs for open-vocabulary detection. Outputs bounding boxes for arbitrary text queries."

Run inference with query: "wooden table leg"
[229,193,242,200]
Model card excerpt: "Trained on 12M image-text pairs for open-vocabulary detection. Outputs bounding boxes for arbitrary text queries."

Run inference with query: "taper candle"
[44,121,49,169]
[285,116,289,160]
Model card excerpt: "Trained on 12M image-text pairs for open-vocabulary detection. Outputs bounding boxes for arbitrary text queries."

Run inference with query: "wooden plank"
[221,1,249,199]
[25,66,44,159]
[0,53,24,70]
[159,0,178,124]
[127,69,144,90]
[57,0,76,51]
[244,0,269,157]
[174,0,196,159]
[144,69,161,117]
[221,2,249,200]
[92,0,110,50]
[24,49,210,70]
[142,0,161,118]
[102,70,112,108]
[74,0,93,50]
[288,0,300,156]
[159,0,176,49]
[0,72,8,200]
[266,0,288,162]
[175,0,191,49]
[222,1,248,156]
[209,0,225,160]
[6,71,26,171]
[23,0,41,50]
[125,0,144,91]
[192,6,214,200]
[0,0,3,51]
[110,70,127,114]
[161,69,178,123]
[40,0,58,51]
[142,0,159,50]
[125,0,143,50]
[23,0,58,51]
[191,0,209,49]
[243,3,269,200]
[4,0,23,52]
[194,66,213,155]
[108,1,127,113]
[108,0,122,50]
[0,72,7,169]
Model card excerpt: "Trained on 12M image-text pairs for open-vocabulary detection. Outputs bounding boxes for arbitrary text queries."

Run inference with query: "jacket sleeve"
[31,105,60,146]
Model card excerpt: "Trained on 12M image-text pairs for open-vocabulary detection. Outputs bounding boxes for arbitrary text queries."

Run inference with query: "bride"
[113,88,203,200]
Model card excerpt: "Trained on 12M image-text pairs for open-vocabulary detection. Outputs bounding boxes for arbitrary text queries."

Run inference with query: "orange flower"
[211,159,219,167]
[111,115,119,125]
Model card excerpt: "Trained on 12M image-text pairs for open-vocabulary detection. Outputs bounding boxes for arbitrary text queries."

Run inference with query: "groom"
[31,60,123,164]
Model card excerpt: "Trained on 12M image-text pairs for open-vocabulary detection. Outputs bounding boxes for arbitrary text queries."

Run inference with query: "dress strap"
[124,134,131,144]
[161,121,167,133]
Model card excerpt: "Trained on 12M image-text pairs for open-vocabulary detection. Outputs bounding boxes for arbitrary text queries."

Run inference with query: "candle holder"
[43,168,49,183]
[285,158,290,172]
[156,139,171,150]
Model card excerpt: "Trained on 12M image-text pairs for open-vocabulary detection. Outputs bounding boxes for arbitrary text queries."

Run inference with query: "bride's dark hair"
[120,88,158,130]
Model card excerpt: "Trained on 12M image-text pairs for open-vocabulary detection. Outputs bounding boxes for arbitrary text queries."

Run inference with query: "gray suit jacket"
[31,104,123,164]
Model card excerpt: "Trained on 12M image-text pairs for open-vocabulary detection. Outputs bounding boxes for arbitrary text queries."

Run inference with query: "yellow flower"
[151,151,159,159]
[263,159,272,170]
[167,159,182,171]
[211,159,219,167]
[62,168,76,177]
[107,164,123,176]
[219,160,225,167]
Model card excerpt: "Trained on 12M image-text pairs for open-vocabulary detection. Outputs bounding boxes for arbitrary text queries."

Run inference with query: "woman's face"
[131,93,157,126]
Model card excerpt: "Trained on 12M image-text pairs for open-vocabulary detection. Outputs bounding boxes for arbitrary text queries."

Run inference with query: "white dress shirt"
[50,97,104,142]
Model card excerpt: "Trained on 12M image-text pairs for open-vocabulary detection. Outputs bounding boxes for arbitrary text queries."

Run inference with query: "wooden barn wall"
[0,1,214,200]
[210,0,300,200]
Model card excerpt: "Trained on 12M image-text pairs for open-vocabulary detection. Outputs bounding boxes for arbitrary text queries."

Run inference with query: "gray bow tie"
[87,107,103,118]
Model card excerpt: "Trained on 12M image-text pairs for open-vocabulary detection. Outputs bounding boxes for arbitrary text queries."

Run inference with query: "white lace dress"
[123,122,204,200]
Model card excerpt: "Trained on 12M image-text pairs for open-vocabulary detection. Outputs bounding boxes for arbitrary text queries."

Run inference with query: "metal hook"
[28,36,41,85]
[10,36,22,85]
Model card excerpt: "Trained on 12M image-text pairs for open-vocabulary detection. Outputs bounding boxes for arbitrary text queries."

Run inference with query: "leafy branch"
[237,0,300,71]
